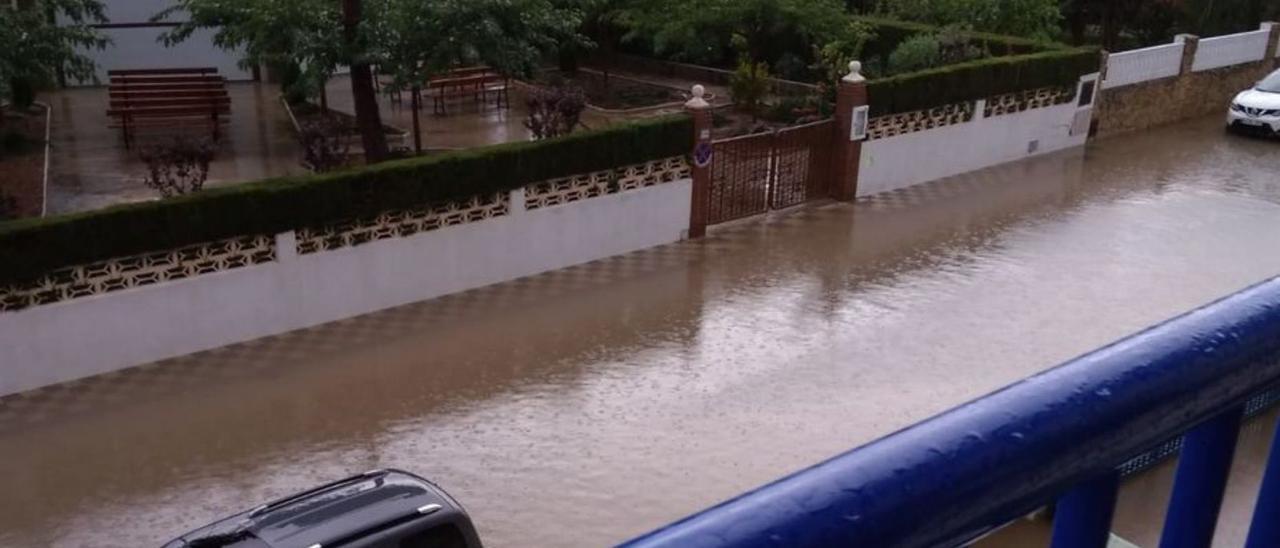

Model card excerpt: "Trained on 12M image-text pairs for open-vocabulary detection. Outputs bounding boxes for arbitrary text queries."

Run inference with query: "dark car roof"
[171,469,454,548]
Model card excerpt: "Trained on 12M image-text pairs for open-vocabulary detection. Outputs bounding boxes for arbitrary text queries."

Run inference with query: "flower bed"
[281,99,409,163]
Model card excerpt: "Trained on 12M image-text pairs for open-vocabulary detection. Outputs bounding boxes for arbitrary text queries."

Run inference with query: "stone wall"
[1096,61,1276,138]
[1096,28,1280,138]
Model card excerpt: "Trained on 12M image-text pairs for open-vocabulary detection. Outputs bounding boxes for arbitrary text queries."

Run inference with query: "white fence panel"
[1193,30,1270,72]
[1103,43,1184,89]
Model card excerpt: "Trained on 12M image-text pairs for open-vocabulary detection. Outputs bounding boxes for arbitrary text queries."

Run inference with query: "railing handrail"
[620,276,1280,548]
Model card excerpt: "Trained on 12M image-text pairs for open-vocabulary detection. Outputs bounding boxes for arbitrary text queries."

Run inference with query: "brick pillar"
[1176,34,1200,75]
[830,61,868,202]
[685,85,713,239]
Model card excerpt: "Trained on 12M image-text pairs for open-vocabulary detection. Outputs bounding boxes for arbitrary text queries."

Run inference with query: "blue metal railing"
[620,277,1280,548]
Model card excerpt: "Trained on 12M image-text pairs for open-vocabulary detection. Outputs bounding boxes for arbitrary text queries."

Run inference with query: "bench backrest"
[108,67,219,77]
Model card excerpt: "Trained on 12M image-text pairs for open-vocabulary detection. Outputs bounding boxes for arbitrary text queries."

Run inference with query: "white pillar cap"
[685,84,710,109]
[842,61,866,84]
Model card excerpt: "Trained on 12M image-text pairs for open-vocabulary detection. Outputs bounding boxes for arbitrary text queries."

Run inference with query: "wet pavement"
[43,83,306,215]
[3,115,1280,547]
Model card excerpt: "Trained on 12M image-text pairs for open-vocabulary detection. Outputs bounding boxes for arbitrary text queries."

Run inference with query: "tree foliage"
[729,59,772,120]
[1063,0,1280,49]
[0,0,108,108]
[873,0,1061,40]
[159,0,588,162]
[157,0,345,101]
[623,0,846,67]
[368,0,587,94]
[812,18,878,82]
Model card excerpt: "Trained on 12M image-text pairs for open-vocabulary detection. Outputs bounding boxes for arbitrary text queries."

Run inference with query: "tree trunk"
[1102,1,1120,51]
[1066,1,1088,45]
[342,0,389,164]
[411,85,422,154]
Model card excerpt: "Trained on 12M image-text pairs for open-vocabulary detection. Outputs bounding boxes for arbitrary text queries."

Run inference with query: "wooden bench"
[428,71,509,115]
[107,67,230,148]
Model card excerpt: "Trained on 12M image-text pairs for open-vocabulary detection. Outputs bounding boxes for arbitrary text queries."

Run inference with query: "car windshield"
[1258,72,1280,93]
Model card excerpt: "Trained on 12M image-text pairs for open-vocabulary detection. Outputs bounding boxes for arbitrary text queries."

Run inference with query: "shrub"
[525,85,587,140]
[729,59,771,120]
[138,136,216,198]
[0,115,693,284]
[888,34,943,74]
[0,192,16,222]
[299,116,352,173]
[0,127,29,160]
[7,78,35,110]
[765,96,823,125]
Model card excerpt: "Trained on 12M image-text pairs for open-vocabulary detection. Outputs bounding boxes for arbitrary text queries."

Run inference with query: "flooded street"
[3,115,1280,547]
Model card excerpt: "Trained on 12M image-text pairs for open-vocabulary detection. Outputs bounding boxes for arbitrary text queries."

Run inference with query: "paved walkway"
[43,83,305,215]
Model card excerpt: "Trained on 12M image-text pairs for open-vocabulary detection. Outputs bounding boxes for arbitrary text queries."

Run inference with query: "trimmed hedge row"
[0,115,693,285]
[852,16,1065,63]
[866,47,1101,116]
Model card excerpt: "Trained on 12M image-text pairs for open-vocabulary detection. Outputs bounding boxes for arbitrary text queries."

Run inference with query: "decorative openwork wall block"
[296,192,511,255]
[0,235,275,313]
[983,86,1076,118]
[866,102,976,141]
[525,156,692,211]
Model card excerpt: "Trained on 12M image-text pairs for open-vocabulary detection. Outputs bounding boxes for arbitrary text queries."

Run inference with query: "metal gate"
[707,119,835,225]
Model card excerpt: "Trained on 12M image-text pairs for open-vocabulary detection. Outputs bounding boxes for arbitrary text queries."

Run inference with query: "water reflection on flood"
[2,116,1280,547]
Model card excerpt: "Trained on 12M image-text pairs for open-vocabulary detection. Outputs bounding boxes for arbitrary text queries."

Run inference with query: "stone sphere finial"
[685,84,710,109]
[843,61,865,83]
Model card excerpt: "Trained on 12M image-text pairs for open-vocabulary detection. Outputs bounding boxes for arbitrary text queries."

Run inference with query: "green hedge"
[866,47,1101,116]
[852,16,1065,63]
[0,115,693,285]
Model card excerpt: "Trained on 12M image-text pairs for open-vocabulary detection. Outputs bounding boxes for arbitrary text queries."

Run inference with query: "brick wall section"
[1095,25,1280,139]
[831,76,868,201]
[686,101,713,239]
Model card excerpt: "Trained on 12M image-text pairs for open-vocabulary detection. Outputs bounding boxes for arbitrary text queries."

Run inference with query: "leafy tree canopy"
[0,0,108,107]
[623,0,847,67]
[368,0,587,92]
[156,0,345,100]
[873,0,1061,40]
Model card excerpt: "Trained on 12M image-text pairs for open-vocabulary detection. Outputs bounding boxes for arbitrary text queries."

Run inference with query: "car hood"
[1235,89,1280,109]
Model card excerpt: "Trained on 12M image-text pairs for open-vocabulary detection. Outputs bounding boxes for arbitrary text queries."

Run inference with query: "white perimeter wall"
[858,77,1096,197]
[0,181,691,396]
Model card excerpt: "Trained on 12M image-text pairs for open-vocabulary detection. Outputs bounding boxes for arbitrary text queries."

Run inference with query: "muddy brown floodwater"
[2,116,1280,548]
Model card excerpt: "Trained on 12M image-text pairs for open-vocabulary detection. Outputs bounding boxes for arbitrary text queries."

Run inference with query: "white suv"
[1228,68,1280,136]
